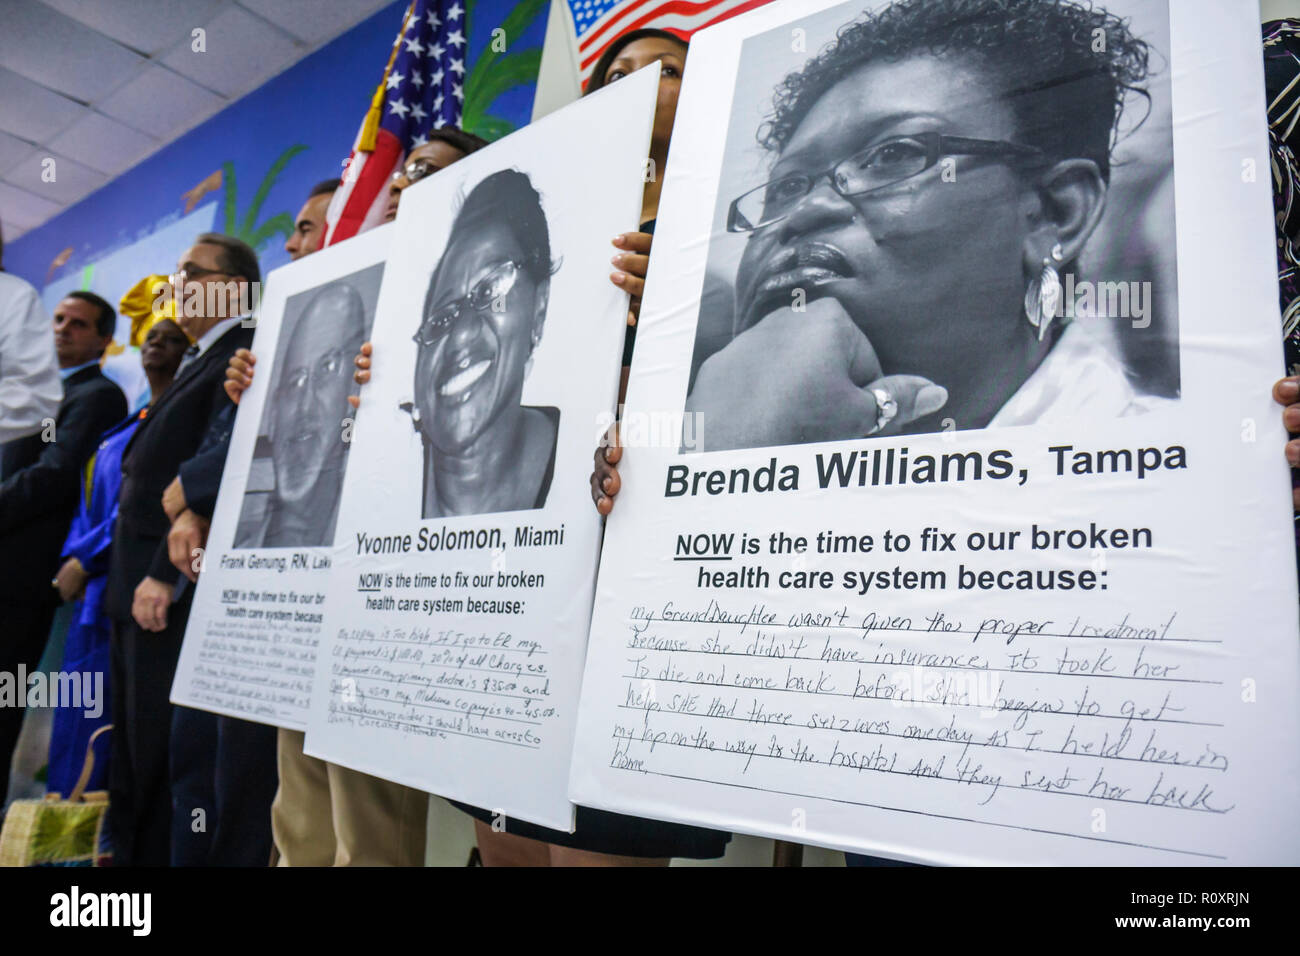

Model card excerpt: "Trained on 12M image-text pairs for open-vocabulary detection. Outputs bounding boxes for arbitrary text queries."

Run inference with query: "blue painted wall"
[4,0,548,297]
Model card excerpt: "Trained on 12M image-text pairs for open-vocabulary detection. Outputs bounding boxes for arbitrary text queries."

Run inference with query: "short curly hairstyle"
[423,169,556,327]
[758,0,1152,182]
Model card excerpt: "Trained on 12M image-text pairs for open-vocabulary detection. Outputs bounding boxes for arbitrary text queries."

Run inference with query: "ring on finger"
[867,387,898,435]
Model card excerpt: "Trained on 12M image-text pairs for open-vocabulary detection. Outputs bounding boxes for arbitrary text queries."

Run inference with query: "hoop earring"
[1024,243,1064,342]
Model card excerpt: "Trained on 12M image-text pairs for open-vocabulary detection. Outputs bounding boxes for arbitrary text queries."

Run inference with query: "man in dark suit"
[105,234,265,865]
[0,291,126,803]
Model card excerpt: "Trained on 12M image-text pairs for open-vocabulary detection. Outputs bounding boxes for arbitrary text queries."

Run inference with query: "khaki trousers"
[271,728,428,866]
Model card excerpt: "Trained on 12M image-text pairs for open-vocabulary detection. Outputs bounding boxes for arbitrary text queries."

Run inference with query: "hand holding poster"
[171,226,390,729]
[301,66,661,830]
[568,0,1300,864]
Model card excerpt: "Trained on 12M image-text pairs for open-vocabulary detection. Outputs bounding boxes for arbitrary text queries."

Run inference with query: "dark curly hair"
[423,169,555,324]
[758,0,1152,182]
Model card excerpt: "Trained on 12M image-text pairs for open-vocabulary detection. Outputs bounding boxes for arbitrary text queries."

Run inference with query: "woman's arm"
[1273,375,1300,513]
[350,342,373,409]
[224,349,256,404]
[611,231,653,328]
[591,231,654,516]
[591,422,622,516]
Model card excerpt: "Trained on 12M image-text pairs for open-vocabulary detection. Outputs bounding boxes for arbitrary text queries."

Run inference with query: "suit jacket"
[106,322,253,621]
[0,364,127,606]
[180,399,237,520]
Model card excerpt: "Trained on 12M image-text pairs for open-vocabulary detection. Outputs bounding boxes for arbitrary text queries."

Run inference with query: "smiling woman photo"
[411,168,560,519]
[685,0,1176,452]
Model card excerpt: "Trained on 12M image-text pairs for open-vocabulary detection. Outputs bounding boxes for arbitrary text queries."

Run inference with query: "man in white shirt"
[0,226,61,443]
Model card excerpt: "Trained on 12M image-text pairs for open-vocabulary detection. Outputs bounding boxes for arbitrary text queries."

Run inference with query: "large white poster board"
[568,0,1300,864]
[172,225,391,729]
[301,66,660,830]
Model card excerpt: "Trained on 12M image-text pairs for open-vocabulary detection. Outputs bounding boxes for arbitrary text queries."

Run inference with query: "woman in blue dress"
[46,318,189,796]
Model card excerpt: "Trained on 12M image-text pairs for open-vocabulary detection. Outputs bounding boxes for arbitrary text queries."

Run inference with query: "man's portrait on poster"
[234,264,382,548]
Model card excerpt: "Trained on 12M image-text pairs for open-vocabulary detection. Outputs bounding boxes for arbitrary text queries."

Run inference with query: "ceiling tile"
[0,66,88,142]
[96,64,225,139]
[38,0,226,57]
[0,130,38,175]
[0,2,145,104]
[0,182,63,230]
[3,150,108,205]
[0,0,404,242]
[46,111,159,176]
[161,5,302,98]
[238,0,396,46]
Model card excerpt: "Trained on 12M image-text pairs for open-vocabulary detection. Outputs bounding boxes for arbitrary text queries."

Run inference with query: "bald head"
[269,282,367,508]
[282,282,365,370]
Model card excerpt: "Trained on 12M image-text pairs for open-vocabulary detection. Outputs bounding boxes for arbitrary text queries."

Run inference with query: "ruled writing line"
[341,635,547,654]
[613,704,1228,771]
[618,673,1222,727]
[625,616,1219,644]
[331,670,551,703]
[328,708,540,748]
[611,733,1231,814]
[623,643,1219,685]
[609,767,1225,860]
[383,696,540,726]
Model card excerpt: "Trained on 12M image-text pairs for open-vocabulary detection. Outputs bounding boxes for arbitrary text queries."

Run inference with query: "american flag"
[570,0,773,85]
[325,0,468,246]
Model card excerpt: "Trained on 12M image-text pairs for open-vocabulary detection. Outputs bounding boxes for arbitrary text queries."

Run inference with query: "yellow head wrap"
[119,274,191,348]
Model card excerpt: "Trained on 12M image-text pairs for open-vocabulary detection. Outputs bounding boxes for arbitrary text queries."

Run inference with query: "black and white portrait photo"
[684,0,1181,452]
[408,168,561,519]
[300,70,663,828]
[233,263,383,548]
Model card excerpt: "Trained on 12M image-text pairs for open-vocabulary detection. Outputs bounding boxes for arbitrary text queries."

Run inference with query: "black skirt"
[449,799,730,859]
[462,211,733,860]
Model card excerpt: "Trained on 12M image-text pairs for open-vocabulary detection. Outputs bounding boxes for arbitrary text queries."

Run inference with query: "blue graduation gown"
[46,412,143,796]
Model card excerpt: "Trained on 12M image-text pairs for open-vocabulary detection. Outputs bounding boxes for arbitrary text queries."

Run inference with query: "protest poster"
[567,0,1300,864]
[301,65,660,829]
[171,225,390,728]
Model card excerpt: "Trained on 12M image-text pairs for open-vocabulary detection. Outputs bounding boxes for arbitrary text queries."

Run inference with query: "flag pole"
[359,1,416,151]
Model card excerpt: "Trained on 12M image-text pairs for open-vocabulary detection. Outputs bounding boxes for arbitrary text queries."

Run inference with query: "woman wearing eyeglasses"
[384,128,489,223]
[409,169,559,519]
[446,29,733,867]
[345,29,730,865]
[592,0,1176,867]
[675,0,1165,452]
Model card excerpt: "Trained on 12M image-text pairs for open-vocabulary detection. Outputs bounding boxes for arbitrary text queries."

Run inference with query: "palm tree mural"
[177,0,551,241]
[218,145,308,252]
[178,144,307,254]
[461,0,549,140]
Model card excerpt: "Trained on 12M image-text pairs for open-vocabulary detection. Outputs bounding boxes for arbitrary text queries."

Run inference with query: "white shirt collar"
[190,315,248,360]
[59,359,100,380]
[988,321,1162,428]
